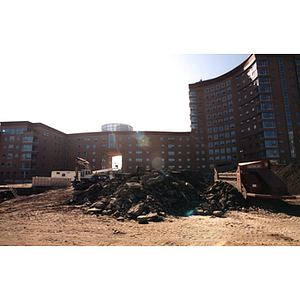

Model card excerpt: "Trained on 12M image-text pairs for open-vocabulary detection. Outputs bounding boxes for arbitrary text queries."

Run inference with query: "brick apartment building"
[1,54,300,183]
[189,54,300,169]
[0,121,194,183]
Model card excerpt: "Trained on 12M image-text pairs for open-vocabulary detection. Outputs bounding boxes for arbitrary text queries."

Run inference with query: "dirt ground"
[1,187,300,246]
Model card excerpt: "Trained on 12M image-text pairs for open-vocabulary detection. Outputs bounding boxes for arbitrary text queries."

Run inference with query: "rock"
[141,174,153,183]
[212,210,223,217]
[172,182,179,188]
[195,208,205,215]
[219,197,227,208]
[88,208,102,214]
[226,200,234,207]
[202,202,211,210]
[126,182,142,189]
[214,185,222,192]
[129,194,136,200]
[146,175,164,186]
[117,216,125,222]
[137,215,149,224]
[110,198,120,207]
[206,194,215,201]
[127,203,145,218]
[145,212,164,222]
[112,210,120,218]
[102,209,112,215]
[148,205,156,213]
[119,189,128,196]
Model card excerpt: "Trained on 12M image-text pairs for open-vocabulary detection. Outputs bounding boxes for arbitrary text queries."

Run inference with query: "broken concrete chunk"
[126,182,142,189]
[146,175,164,186]
[87,208,102,214]
[137,215,149,224]
[195,208,205,215]
[127,203,145,218]
[145,212,163,222]
[91,201,106,209]
[212,210,223,217]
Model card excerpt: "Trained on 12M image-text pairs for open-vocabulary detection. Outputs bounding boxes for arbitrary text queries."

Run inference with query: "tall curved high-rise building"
[189,54,300,171]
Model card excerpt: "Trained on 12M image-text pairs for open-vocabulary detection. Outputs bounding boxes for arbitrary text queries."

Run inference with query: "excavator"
[72,157,110,189]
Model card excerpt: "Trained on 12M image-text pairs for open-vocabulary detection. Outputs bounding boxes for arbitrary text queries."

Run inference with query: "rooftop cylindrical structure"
[101,123,133,132]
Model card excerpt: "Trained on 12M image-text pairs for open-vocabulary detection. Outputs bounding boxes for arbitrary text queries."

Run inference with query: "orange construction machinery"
[214,160,296,200]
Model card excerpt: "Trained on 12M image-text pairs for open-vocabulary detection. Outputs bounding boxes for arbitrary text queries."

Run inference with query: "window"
[265,140,278,148]
[22,136,38,143]
[260,121,276,129]
[109,134,115,148]
[263,149,279,158]
[258,68,269,75]
[263,131,277,138]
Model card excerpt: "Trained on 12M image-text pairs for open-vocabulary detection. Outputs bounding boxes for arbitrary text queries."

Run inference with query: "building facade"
[189,54,300,170]
[0,121,69,182]
[1,54,300,183]
[0,121,194,183]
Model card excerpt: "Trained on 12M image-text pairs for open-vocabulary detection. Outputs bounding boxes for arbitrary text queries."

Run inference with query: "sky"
[0,1,297,134]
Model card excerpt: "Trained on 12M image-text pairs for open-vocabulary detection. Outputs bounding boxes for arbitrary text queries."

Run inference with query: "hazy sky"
[0,1,296,134]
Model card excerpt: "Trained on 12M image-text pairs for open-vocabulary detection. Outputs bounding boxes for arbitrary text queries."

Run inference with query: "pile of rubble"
[70,169,247,223]
[271,160,300,195]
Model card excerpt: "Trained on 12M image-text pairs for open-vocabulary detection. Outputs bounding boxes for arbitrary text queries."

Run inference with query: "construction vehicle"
[72,157,110,188]
[214,160,296,200]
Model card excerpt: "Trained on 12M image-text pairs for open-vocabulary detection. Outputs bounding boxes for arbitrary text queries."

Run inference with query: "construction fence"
[32,177,72,187]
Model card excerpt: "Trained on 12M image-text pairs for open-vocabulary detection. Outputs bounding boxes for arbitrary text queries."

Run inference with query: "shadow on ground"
[246,196,300,217]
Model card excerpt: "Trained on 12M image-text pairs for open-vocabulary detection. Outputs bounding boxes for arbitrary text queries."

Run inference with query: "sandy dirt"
[1,187,300,246]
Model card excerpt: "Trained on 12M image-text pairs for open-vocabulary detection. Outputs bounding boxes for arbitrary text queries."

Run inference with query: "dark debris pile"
[70,169,247,223]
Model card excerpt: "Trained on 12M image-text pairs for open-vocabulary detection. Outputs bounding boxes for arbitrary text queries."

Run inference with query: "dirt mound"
[70,169,247,223]
[271,161,300,195]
